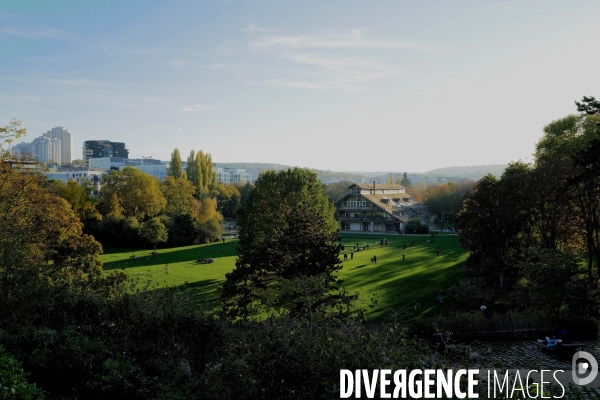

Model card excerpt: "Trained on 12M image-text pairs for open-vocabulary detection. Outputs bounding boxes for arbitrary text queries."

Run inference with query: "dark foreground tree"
[221,168,347,319]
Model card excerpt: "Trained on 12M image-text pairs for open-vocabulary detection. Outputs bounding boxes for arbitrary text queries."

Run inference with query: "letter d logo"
[572,351,598,386]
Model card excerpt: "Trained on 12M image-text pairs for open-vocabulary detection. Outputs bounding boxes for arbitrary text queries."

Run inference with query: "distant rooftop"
[352,183,406,190]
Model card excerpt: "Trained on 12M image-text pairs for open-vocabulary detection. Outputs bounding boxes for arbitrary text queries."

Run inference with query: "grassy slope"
[101,233,468,321]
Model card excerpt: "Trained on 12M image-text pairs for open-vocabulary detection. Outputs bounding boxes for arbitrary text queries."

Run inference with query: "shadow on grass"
[102,241,239,271]
[339,237,467,322]
[178,278,223,306]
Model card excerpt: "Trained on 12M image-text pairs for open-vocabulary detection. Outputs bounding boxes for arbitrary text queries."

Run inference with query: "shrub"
[404,217,429,234]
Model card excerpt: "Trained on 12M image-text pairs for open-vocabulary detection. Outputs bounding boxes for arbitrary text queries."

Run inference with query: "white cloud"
[242,24,275,33]
[238,27,419,92]
[251,55,402,92]
[250,28,432,51]
[290,54,402,81]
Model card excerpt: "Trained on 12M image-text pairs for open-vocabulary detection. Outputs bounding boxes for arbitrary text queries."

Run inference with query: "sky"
[1,0,599,172]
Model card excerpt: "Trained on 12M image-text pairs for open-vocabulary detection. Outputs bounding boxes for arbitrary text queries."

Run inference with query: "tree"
[51,179,102,225]
[160,176,195,217]
[194,150,204,193]
[405,183,425,203]
[519,249,583,319]
[167,148,185,179]
[211,184,241,218]
[190,197,223,242]
[186,150,217,198]
[221,168,344,320]
[185,150,200,190]
[401,172,412,188]
[98,167,166,221]
[404,217,429,234]
[235,181,254,208]
[322,180,351,203]
[423,180,474,221]
[0,118,26,153]
[0,157,125,322]
[575,96,600,115]
[165,213,200,246]
[534,113,600,286]
[455,164,534,287]
[197,150,216,189]
[139,217,168,253]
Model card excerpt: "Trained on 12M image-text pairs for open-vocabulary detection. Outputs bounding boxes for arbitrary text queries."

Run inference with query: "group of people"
[343,252,354,261]
[196,258,215,264]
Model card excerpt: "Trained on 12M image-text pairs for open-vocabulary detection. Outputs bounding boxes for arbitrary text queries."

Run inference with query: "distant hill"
[215,163,365,183]
[215,163,509,185]
[217,162,294,171]
[423,164,508,180]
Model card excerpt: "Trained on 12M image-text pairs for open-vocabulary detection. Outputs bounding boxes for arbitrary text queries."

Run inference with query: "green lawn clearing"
[101,233,468,321]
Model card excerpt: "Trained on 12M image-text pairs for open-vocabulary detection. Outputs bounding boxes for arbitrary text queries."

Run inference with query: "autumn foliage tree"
[0,124,126,326]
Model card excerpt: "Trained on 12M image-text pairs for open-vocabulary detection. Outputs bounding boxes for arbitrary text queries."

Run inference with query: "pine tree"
[401,172,412,188]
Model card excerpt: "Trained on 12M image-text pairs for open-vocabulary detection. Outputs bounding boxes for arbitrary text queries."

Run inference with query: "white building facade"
[215,167,253,184]
[43,127,72,164]
[13,136,61,165]
[11,126,72,166]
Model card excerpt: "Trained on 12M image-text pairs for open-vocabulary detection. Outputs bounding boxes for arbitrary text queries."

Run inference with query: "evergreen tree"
[167,148,184,179]
[575,96,600,115]
[401,172,412,187]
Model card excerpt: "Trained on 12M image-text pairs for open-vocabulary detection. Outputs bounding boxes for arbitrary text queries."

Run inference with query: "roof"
[335,191,419,223]
[352,183,406,190]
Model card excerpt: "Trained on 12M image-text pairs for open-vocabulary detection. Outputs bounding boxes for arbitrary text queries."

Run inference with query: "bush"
[404,217,429,234]
[0,344,44,399]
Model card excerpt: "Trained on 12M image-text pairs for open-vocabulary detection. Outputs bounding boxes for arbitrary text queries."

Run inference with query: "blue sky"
[2,0,599,172]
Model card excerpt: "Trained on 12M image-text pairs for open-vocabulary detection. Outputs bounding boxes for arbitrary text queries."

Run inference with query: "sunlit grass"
[100,232,468,321]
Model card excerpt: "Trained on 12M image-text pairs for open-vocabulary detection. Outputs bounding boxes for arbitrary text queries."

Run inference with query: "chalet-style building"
[334,183,422,233]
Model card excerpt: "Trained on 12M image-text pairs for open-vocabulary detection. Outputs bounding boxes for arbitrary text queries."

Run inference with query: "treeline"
[455,97,600,319]
[51,148,253,248]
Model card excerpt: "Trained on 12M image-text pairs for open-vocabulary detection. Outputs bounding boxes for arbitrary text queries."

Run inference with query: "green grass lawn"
[101,232,468,321]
